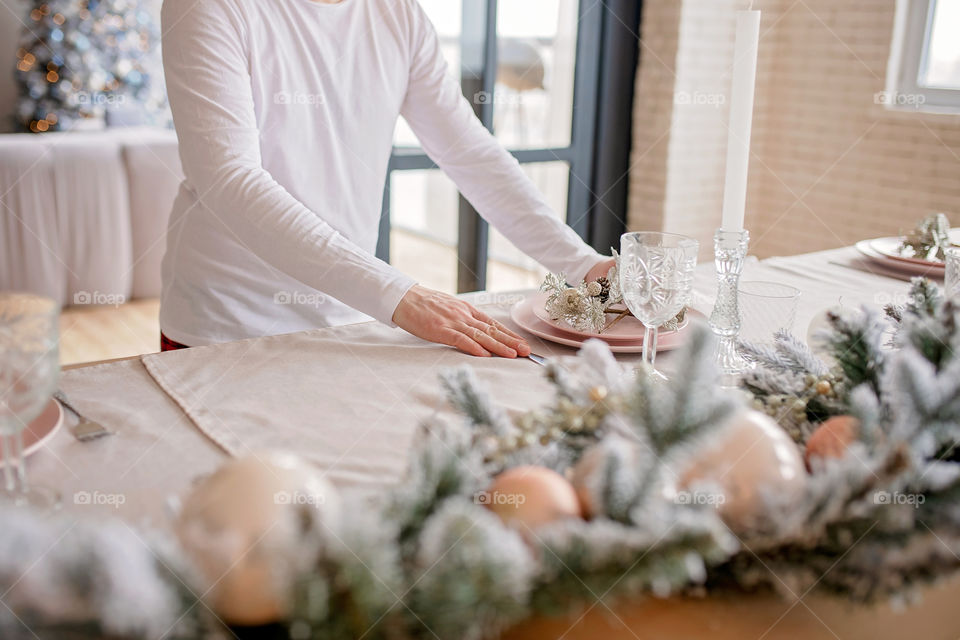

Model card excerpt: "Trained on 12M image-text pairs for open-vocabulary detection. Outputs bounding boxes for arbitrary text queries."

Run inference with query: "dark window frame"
[377,0,642,292]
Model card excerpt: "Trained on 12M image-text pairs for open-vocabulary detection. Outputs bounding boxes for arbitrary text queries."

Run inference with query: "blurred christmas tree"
[14,0,170,132]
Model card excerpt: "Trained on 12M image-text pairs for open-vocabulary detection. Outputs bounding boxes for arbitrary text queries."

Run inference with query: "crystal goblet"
[619,232,699,379]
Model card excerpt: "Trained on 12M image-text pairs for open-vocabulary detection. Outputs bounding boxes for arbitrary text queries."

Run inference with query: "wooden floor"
[57,230,543,366]
[59,299,160,366]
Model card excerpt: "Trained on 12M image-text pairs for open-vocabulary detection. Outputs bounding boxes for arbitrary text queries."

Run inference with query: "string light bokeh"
[14,0,170,132]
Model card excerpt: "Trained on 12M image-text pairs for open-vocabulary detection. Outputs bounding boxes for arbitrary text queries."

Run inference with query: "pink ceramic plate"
[0,399,64,467]
[511,296,698,353]
[855,240,946,278]
[529,292,688,341]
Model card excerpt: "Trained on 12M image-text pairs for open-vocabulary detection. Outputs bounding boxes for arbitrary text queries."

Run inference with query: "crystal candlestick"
[709,229,752,377]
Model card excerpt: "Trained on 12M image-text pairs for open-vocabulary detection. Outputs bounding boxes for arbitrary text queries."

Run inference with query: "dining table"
[33,245,960,639]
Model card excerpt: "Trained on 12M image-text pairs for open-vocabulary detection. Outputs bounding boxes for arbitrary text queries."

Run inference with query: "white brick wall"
[628,0,960,258]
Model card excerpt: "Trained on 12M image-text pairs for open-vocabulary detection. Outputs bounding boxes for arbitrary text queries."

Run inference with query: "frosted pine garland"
[2,281,960,639]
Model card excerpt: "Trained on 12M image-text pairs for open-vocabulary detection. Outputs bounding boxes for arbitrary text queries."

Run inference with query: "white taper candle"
[720,9,761,233]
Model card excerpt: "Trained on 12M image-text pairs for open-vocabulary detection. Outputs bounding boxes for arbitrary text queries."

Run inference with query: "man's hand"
[392,285,531,358]
[585,257,616,283]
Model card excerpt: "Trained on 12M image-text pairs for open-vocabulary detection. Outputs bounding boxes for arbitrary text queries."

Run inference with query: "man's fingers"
[440,328,490,357]
[473,309,529,355]
[471,309,522,339]
[466,319,527,357]
[458,323,517,358]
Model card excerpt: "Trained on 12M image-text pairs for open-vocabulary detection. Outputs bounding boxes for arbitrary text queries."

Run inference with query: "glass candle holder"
[709,229,752,377]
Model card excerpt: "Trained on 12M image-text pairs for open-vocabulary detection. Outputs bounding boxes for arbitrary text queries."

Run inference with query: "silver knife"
[527,353,548,366]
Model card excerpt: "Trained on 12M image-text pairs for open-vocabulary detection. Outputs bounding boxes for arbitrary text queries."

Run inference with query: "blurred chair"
[496,38,545,144]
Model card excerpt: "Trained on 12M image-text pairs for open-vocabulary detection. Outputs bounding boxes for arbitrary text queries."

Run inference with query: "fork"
[53,390,113,442]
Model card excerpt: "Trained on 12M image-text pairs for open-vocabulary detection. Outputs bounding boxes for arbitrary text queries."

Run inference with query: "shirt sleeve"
[161,0,415,326]
[398,2,605,285]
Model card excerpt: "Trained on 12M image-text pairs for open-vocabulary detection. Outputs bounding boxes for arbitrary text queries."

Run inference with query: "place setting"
[512,232,701,362]
[851,212,959,280]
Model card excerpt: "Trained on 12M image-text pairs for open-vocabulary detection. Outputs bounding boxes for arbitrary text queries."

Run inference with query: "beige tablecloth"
[40,246,916,529]
[138,307,569,487]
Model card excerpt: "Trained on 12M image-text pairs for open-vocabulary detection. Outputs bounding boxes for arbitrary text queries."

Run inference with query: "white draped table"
[43,246,930,525]
[32,246,960,639]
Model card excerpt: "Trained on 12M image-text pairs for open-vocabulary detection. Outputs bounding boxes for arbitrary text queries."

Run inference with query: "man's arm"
[162,0,529,357]
[398,2,610,285]
[162,0,415,326]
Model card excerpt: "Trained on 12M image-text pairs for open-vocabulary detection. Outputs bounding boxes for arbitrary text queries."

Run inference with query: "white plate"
[511,296,696,353]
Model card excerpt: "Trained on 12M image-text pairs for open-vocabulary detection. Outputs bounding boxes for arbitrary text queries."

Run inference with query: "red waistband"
[160,332,190,352]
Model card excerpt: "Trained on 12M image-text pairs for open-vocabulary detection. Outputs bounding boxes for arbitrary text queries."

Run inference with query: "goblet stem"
[650,327,659,369]
[13,429,27,492]
[641,325,667,380]
[641,325,652,367]
[2,432,16,492]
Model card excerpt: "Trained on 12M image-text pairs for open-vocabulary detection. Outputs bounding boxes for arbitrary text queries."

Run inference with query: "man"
[160,0,613,358]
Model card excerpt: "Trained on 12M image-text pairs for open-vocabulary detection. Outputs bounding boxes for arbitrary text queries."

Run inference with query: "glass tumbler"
[0,292,61,508]
[738,281,801,346]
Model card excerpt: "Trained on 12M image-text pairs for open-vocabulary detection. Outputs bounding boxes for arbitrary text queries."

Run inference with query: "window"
[886,0,960,114]
[378,0,641,293]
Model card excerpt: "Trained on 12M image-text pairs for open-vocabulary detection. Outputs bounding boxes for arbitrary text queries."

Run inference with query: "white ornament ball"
[569,437,645,519]
[805,415,860,470]
[679,410,805,532]
[175,451,340,626]
[569,445,608,518]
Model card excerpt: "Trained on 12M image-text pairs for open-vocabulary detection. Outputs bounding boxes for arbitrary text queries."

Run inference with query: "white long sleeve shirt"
[159,0,603,346]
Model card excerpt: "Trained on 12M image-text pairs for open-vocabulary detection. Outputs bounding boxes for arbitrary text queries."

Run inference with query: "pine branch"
[408,502,534,640]
[628,324,736,457]
[531,510,735,614]
[439,368,514,436]
[386,422,486,554]
[820,308,886,394]
[740,331,827,377]
[887,278,957,370]
[905,277,943,317]
[293,509,405,640]
[773,330,829,376]
[0,507,198,639]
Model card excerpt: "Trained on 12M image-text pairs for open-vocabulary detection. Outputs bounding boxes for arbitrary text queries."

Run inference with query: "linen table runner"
[140,304,571,487]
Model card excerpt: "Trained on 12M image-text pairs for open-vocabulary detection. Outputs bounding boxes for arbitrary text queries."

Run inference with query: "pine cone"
[596,277,610,303]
